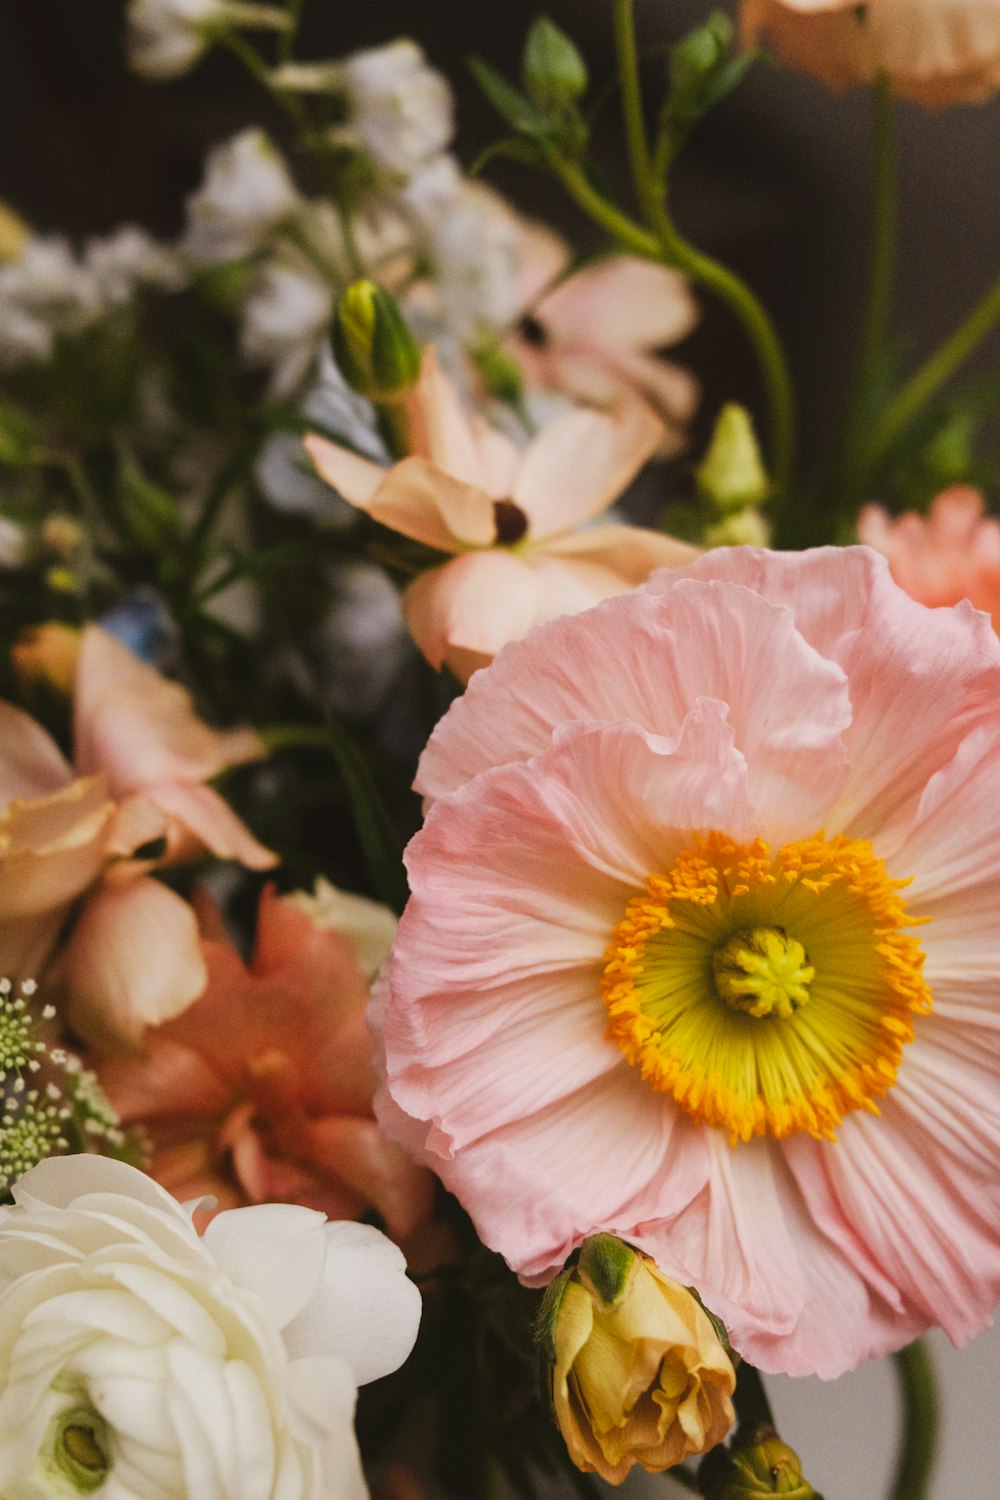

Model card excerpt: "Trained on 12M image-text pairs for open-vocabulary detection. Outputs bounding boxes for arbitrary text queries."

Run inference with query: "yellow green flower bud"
[0,202,28,263]
[539,1235,735,1485]
[331,280,421,403]
[696,404,770,515]
[522,17,588,108]
[699,1426,821,1499]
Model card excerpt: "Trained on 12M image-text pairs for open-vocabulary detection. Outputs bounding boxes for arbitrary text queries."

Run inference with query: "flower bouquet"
[1,0,999,1495]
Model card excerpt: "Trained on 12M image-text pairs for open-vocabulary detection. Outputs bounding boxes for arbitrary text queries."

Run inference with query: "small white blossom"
[183,128,302,266]
[284,877,398,979]
[126,0,228,79]
[83,226,186,306]
[241,254,335,394]
[0,236,101,368]
[420,179,523,343]
[0,1156,421,1499]
[340,41,454,178]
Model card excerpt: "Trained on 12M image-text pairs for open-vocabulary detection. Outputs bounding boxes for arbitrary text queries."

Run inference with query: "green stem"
[278,0,305,61]
[889,1339,939,1500]
[875,266,1000,462]
[608,0,795,494]
[551,159,660,259]
[732,1362,775,1435]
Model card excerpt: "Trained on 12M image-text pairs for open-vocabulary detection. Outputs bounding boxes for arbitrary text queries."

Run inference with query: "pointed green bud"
[331,280,421,403]
[522,17,588,109]
[667,13,754,132]
[697,404,770,514]
[577,1233,638,1305]
[704,511,772,549]
[698,1426,822,1499]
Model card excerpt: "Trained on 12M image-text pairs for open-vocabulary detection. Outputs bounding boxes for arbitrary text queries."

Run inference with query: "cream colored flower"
[0,1156,421,1499]
[284,877,397,979]
[543,1236,734,1485]
[742,0,1000,106]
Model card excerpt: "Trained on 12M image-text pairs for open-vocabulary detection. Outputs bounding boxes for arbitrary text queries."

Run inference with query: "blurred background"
[2,0,998,1494]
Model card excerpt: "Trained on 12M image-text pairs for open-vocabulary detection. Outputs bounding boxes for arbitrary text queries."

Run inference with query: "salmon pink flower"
[306,351,698,682]
[97,886,435,1242]
[373,545,1000,1377]
[0,624,274,1045]
[508,231,699,456]
[858,485,1000,627]
[742,0,1000,106]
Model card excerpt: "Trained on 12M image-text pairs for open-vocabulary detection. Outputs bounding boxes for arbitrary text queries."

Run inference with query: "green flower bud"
[696,404,770,514]
[470,337,525,406]
[704,511,772,549]
[699,1426,821,1499]
[522,17,588,108]
[331,280,421,403]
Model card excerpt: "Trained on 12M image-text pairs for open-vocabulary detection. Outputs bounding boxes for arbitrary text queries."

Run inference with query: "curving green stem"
[889,1339,939,1500]
[607,0,795,495]
[875,267,1000,462]
[858,76,898,402]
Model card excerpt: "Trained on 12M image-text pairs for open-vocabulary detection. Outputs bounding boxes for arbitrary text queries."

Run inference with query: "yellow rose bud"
[542,1236,735,1485]
[12,623,81,698]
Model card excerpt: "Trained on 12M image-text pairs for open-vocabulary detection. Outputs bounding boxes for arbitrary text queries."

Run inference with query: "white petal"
[203,1203,328,1332]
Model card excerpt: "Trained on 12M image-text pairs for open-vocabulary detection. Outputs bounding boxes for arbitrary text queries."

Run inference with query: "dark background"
[3,0,1000,485]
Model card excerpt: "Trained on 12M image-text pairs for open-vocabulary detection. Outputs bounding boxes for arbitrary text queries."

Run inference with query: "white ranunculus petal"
[203,1203,329,1331]
[282,1221,421,1385]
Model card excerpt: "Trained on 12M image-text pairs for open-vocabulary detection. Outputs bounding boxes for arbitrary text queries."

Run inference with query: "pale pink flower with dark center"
[97,885,435,1243]
[0,624,274,1045]
[372,545,1000,1377]
[507,225,699,456]
[858,485,1000,626]
[742,0,1000,106]
[306,351,698,682]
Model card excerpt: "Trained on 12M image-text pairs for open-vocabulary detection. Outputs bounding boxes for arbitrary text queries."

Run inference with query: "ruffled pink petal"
[417,576,852,843]
[140,780,276,870]
[538,256,698,354]
[0,701,73,804]
[401,553,541,674]
[61,874,208,1049]
[512,401,665,539]
[74,626,267,793]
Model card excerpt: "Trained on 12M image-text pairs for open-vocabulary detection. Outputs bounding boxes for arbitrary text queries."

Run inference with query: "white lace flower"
[126,0,289,81]
[0,1156,421,1499]
[340,41,453,178]
[183,128,302,266]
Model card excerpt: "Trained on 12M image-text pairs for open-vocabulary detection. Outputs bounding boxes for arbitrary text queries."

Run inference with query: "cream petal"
[141,780,277,870]
[0,700,73,805]
[402,552,541,673]
[202,1203,328,1331]
[305,434,385,508]
[538,256,698,354]
[540,521,700,583]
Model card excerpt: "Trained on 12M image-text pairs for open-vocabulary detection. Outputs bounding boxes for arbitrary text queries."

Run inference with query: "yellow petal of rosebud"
[0,202,28,263]
[696,403,770,515]
[331,280,421,404]
[545,1235,735,1485]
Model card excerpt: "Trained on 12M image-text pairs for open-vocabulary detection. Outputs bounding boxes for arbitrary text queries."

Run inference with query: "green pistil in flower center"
[711,926,814,1020]
[53,1408,110,1492]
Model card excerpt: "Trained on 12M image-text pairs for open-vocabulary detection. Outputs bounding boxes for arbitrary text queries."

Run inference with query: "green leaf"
[0,400,40,467]
[468,56,554,137]
[320,712,409,913]
[117,460,181,552]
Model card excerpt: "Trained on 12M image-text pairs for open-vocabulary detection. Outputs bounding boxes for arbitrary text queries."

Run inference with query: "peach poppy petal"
[512,402,665,539]
[402,552,541,674]
[541,522,700,583]
[538,256,698,354]
[140,780,277,869]
[0,701,73,804]
[61,874,208,1048]
[74,625,267,792]
[0,777,113,920]
[372,458,497,549]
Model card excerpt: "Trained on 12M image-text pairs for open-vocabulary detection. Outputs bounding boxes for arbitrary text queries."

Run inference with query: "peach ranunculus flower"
[0,623,274,1045]
[96,884,435,1242]
[306,351,698,682]
[742,0,1000,107]
[858,485,1000,625]
[372,545,1000,1378]
[504,223,699,458]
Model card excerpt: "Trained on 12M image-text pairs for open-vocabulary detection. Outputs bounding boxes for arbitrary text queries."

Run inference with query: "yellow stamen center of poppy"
[600,831,931,1143]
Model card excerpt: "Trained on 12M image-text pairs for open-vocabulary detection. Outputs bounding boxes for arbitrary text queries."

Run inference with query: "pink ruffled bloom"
[506,225,699,456]
[859,485,1000,626]
[97,886,434,1243]
[306,351,698,682]
[742,0,1000,106]
[0,624,274,1044]
[373,546,1000,1378]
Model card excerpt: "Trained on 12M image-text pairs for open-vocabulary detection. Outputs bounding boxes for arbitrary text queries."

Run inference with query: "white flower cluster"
[0,1156,421,1499]
[0,228,184,369]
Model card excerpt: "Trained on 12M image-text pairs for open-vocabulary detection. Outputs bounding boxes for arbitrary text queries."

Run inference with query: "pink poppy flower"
[0,624,274,1044]
[306,351,698,682]
[506,226,699,456]
[742,0,1000,107]
[858,485,1000,626]
[97,885,435,1243]
[372,546,1000,1377]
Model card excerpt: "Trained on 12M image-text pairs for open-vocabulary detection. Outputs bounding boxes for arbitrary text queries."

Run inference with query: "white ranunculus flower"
[0,1156,421,1500]
[183,128,302,267]
[341,41,454,178]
